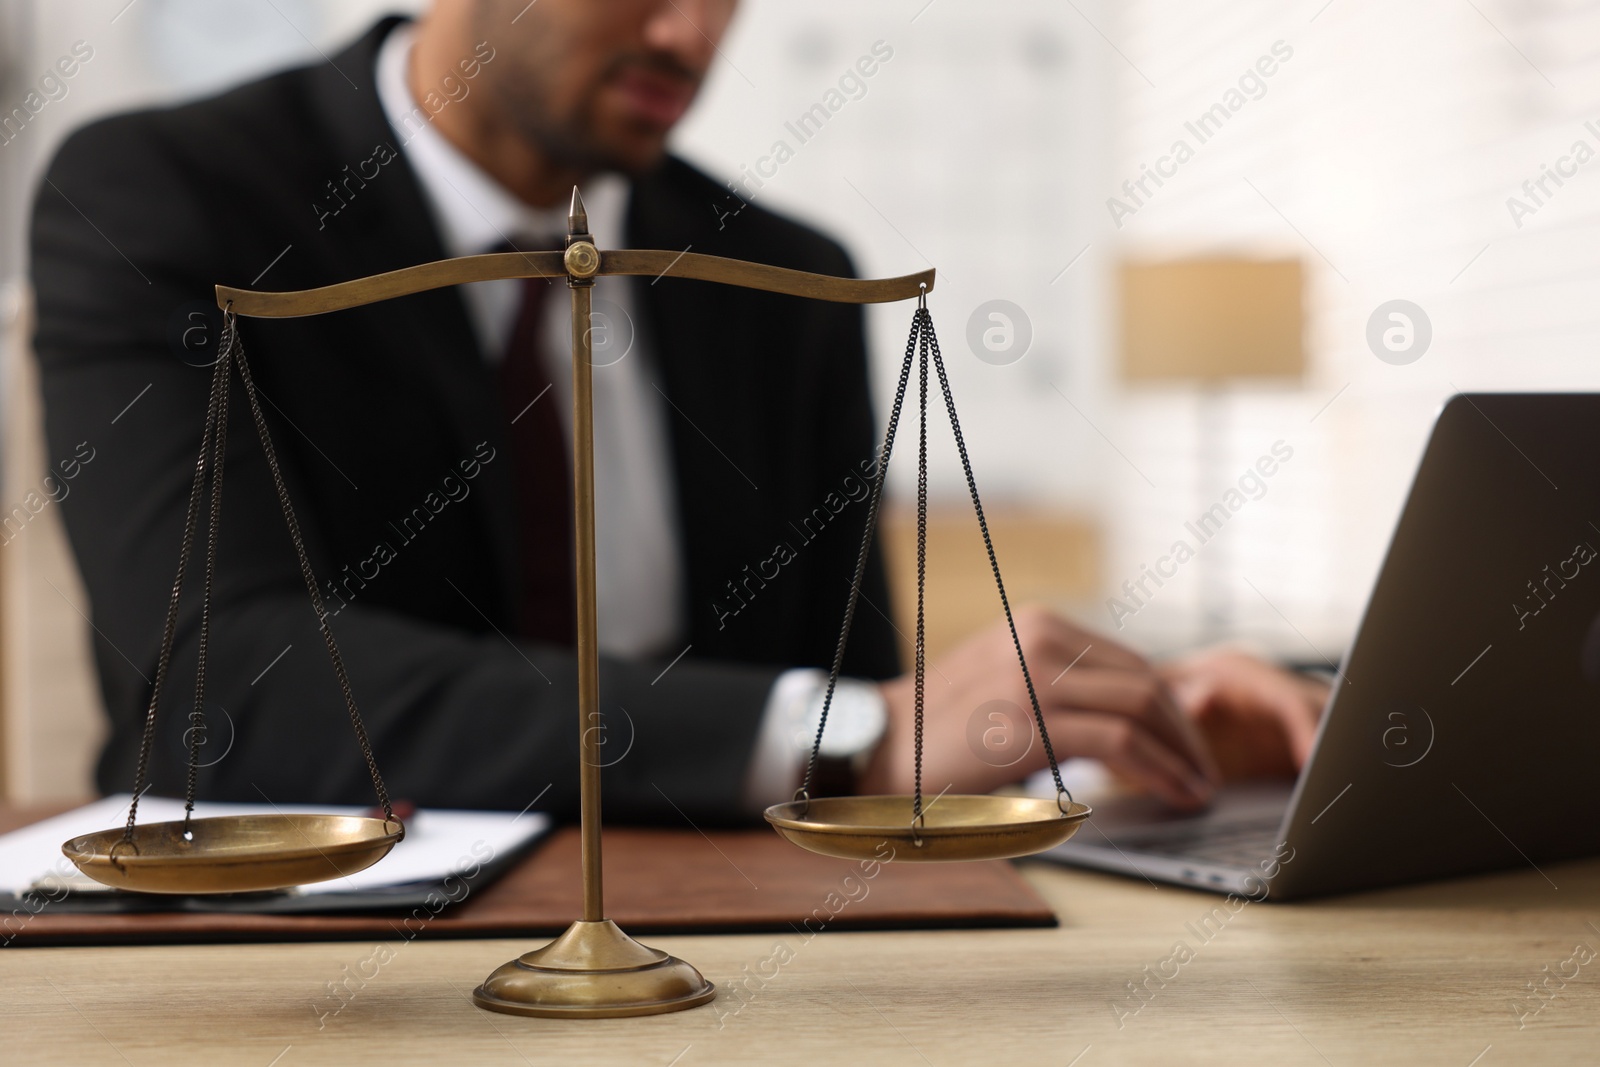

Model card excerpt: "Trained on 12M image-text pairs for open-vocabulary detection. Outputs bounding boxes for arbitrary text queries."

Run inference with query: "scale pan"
[764,794,1090,863]
[62,814,405,895]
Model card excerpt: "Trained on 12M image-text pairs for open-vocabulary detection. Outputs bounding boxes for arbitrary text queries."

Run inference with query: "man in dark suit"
[30,0,1324,822]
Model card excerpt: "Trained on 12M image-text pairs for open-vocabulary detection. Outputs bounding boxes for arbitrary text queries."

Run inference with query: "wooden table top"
[5,825,1598,1066]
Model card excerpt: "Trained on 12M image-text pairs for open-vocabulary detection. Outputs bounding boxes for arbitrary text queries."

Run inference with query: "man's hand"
[860,607,1220,810]
[1159,648,1331,781]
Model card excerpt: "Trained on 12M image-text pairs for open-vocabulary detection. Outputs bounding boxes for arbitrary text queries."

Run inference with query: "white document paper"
[0,794,550,897]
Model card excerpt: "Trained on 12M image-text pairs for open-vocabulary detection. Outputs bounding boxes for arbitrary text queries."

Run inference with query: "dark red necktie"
[498,263,576,645]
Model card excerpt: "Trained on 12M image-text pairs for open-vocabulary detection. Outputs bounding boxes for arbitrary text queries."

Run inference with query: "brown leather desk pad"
[1,807,1056,947]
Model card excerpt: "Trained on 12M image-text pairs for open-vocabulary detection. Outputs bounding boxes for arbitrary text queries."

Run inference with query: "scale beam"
[598,250,932,304]
[215,250,933,317]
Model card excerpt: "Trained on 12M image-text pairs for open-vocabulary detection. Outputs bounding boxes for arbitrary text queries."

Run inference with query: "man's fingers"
[1012,606,1148,674]
[1047,668,1220,783]
[1279,696,1321,766]
[1047,711,1213,810]
[1189,660,1327,770]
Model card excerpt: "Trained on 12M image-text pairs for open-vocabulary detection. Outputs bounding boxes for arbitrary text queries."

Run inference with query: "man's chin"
[585,129,671,177]
[535,114,672,180]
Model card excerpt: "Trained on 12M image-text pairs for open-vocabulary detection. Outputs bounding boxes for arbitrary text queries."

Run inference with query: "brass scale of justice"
[60,188,1091,1018]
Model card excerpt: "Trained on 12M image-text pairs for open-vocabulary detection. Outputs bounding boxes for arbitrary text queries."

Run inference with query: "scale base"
[472,919,715,1019]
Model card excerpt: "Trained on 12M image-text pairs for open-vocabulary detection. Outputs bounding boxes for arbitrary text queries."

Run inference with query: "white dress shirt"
[374,26,882,812]
[377,24,684,661]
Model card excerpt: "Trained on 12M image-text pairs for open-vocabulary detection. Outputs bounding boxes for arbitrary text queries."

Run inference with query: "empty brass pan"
[62,813,404,895]
[764,794,1090,863]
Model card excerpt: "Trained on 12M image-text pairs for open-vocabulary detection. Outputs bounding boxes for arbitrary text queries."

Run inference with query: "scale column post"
[471,189,715,1018]
[565,188,604,923]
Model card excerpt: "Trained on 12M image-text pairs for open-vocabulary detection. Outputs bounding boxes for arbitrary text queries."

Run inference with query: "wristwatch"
[800,676,888,798]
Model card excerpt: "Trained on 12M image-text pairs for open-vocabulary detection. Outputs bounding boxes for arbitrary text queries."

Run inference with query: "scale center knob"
[564,241,600,280]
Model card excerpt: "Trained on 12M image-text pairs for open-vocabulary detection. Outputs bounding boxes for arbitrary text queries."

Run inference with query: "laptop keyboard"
[1118,816,1283,869]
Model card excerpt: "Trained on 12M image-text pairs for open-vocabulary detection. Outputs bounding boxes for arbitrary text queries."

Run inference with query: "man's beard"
[473,8,700,175]
[488,72,638,173]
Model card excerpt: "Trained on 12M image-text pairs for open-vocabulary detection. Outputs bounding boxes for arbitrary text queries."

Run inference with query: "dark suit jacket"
[29,18,898,822]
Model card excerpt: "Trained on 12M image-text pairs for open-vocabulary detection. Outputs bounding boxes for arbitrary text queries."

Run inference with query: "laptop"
[1043,393,1600,900]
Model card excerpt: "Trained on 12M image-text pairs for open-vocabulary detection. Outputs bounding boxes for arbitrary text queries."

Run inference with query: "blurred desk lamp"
[1117,257,1305,641]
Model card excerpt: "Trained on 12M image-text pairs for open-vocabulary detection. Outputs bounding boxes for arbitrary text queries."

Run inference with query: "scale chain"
[923,313,1070,805]
[183,320,234,833]
[912,305,929,826]
[797,299,922,806]
[123,331,232,843]
[797,304,1072,828]
[122,311,395,844]
[226,311,394,823]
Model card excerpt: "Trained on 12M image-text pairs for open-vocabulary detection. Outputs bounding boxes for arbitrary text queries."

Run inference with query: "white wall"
[1099,0,1600,656]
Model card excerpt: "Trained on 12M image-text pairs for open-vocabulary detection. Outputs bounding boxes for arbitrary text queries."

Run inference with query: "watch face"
[812,682,886,759]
